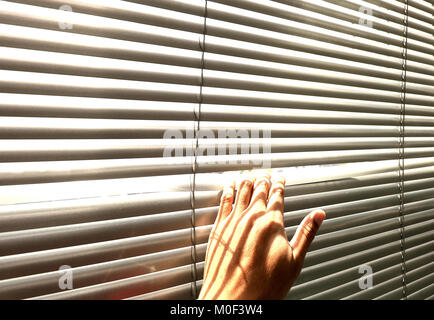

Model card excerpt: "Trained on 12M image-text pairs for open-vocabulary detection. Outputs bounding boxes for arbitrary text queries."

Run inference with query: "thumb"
[289,209,326,266]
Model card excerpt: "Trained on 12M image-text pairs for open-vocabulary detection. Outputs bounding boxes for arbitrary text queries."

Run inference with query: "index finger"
[266,176,286,225]
[214,180,235,228]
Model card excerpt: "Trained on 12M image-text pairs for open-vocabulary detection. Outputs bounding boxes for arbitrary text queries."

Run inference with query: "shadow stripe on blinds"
[0,0,432,300]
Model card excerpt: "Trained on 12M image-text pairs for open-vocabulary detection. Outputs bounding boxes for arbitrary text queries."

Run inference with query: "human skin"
[198,174,326,300]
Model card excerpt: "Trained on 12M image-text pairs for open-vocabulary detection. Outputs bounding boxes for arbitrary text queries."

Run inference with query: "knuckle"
[221,193,233,203]
[301,223,315,241]
[258,214,278,229]
[242,179,253,188]
[270,186,284,196]
[254,219,282,239]
[243,209,264,226]
[255,178,270,187]
[270,210,283,222]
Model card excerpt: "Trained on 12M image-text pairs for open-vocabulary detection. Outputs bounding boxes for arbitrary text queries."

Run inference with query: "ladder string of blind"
[190,0,209,300]
[399,0,409,301]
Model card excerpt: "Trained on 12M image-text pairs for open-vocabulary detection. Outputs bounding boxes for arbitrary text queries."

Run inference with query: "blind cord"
[190,0,208,300]
[398,0,409,301]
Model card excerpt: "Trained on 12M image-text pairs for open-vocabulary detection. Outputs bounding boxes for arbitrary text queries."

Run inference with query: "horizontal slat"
[285,166,434,197]
[0,47,203,86]
[207,12,434,71]
[0,237,208,281]
[7,227,432,300]
[4,0,205,33]
[203,53,434,92]
[3,81,433,120]
[2,150,434,185]
[3,97,434,127]
[203,70,434,104]
[3,260,204,300]
[2,70,433,106]
[9,0,207,19]
[0,213,213,256]
[10,0,432,53]
[287,240,433,299]
[345,254,434,300]
[0,157,431,206]
[55,232,432,301]
[284,189,434,235]
[1,201,430,283]
[0,71,199,103]
[301,219,433,268]
[322,0,434,29]
[405,273,434,297]
[0,192,217,233]
[0,1,404,61]
[0,204,395,256]
[0,1,202,50]
[30,262,203,300]
[0,94,198,120]
[1,2,429,87]
[3,47,434,97]
[126,280,203,300]
[293,230,432,286]
[407,284,434,300]
[292,194,434,243]
[1,165,432,233]
[3,22,434,91]
[4,138,434,162]
[347,262,434,300]
[206,2,433,65]
[304,209,434,252]
[1,1,433,75]
[274,0,434,38]
[0,256,204,300]
[3,117,434,139]
[283,177,434,213]
[9,0,422,65]
[404,208,434,226]
[2,178,432,256]
[5,78,432,114]
[206,51,434,91]
[307,200,434,236]
[3,138,434,162]
[2,92,434,126]
[376,279,430,300]
[5,183,432,256]
[125,0,206,16]
[20,233,432,300]
[0,24,203,69]
[209,6,433,70]
[306,251,434,300]
[408,0,434,16]
[209,0,434,57]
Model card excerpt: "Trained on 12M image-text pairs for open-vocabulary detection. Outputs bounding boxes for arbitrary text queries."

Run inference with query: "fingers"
[289,209,326,265]
[214,181,235,227]
[248,174,271,213]
[232,176,255,217]
[266,176,286,225]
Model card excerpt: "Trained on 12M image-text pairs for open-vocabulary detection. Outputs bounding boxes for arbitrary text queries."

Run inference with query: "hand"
[198,174,326,300]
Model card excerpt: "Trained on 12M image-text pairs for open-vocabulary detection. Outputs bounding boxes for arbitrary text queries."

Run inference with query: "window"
[0,0,433,300]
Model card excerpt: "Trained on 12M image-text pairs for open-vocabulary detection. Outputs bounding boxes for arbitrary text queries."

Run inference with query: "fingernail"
[271,175,285,185]
[254,177,270,188]
[313,210,326,227]
[225,187,234,197]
